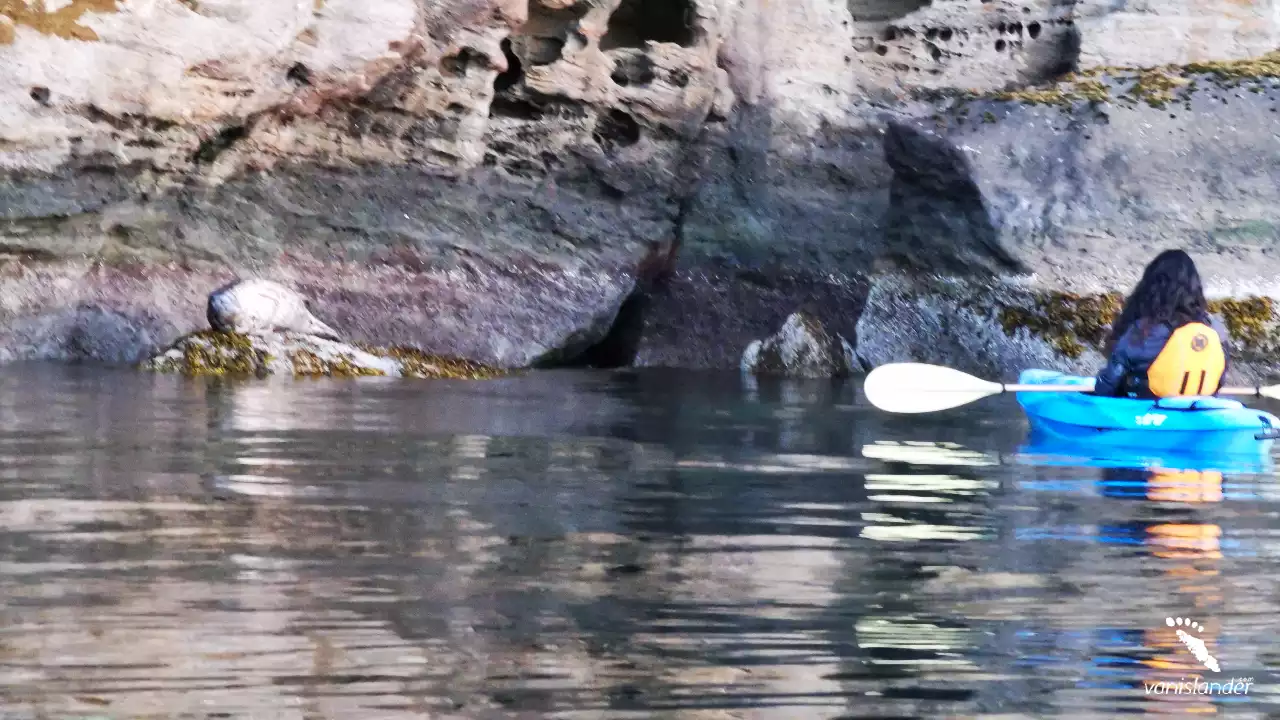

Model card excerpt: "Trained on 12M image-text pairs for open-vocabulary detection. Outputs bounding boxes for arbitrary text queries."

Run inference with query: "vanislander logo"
[1168,616,1219,672]
[1142,616,1253,696]
[1145,677,1253,696]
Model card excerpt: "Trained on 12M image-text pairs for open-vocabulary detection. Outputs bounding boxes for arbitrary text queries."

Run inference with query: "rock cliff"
[861,56,1280,382]
[2,0,1279,374]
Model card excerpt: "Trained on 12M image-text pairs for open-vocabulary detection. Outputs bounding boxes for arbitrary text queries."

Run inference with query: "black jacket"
[1094,316,1231,398]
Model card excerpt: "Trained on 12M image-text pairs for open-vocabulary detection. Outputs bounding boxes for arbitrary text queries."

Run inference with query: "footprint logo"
[1166,616,1221,672]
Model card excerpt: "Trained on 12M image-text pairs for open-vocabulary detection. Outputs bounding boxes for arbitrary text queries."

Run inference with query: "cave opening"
[555,291,651,369]
[600,0,696,50]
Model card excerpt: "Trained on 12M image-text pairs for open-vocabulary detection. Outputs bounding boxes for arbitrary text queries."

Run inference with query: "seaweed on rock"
[997,292,1280,361]
[978,50,1280,111]
[141,330,508,380]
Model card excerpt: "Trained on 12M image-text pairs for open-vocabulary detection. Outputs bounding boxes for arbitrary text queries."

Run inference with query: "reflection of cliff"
[6,364,1272,717]
[0,366,871,716]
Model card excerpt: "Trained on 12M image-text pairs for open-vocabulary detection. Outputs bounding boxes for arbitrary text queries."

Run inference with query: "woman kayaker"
[1094,249,1230,398]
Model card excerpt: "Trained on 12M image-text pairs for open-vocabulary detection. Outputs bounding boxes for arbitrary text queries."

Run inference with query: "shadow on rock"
[0,305,177,365]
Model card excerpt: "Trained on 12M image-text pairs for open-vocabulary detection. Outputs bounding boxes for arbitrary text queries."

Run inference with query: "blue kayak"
[1016,369,1280,458]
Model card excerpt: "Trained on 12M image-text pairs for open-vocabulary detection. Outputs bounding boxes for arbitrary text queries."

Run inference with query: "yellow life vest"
[1146,322,1225,397]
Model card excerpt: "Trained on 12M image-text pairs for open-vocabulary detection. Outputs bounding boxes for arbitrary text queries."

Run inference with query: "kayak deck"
[1015,369,1280,455]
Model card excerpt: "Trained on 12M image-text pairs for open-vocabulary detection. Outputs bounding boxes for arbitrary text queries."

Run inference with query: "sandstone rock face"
[741,311,855,378]
[1073,0,1280,69]
[0,0,710,366]
[883,62,1280,288]
[2,0,1280,371]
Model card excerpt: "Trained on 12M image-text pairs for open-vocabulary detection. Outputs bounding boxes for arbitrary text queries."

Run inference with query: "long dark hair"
[1104,249,1209,355]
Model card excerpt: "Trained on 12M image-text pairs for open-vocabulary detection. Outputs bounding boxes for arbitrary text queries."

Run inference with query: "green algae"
[996,291,1280,360]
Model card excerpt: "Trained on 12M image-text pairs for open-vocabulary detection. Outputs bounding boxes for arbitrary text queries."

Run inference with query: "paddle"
[863,362,1280,414]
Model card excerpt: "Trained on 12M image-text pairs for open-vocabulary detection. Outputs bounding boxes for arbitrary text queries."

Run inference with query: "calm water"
[0,365,1278,719]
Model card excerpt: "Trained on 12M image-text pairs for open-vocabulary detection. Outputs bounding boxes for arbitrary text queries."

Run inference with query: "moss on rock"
[998,291,1123,358]
[995,291,1280,361]
[142,330,508,380]
[980,50,1280,110]
[1209,296,1277,355]
[0,0,122,43]
[290,349,387,378]
[144,328,272,377]
[374,345,509,380]
[992,78,1111,108]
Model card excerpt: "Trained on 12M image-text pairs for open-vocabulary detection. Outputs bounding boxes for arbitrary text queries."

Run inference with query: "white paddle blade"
[863,363,1004,414]
[1257,384,1280,401]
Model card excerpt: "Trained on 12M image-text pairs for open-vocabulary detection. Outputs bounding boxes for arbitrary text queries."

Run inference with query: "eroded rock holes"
[286,62,311,86]
[441,48,486,78]
[601,0,696,50]
[490,39,544,120]
[520,3,590,66]
[593,109,641,153]
[611,52,656,86]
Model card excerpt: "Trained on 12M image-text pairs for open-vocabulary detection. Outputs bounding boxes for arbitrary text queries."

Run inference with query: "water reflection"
[0,365,1274,717]
[1010,433,1276,715]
